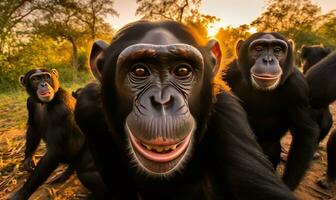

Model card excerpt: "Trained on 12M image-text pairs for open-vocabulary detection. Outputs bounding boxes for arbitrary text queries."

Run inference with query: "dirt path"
[0,92,335,199]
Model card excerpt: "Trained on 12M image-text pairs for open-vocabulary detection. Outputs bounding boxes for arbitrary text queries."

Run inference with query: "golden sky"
[108,0,336,32]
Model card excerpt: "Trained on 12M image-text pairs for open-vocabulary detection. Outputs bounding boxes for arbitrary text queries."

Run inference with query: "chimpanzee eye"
[174,64,192,77]
[131,64,150,77]
[44,74,50,80]
[274,47,282,53]
[255,46,263,52]
[31,76,40,82]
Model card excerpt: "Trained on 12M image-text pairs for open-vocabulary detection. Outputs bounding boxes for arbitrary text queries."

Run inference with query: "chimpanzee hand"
[23,156,35,172]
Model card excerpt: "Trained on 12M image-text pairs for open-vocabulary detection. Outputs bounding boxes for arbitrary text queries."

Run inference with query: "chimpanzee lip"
[252,73,280,80]
[125,123,192,163]
[40,91,51,96]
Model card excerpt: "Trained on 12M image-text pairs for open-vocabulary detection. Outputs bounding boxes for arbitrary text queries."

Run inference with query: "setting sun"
[207,21,223,37]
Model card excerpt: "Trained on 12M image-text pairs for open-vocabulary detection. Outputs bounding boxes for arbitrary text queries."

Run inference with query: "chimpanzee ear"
[207,39,222,77]
[19,75,25,86]
[288,39,295,51]
[51,68,58,79]
[235,39,244,57]
[90,40,109,81]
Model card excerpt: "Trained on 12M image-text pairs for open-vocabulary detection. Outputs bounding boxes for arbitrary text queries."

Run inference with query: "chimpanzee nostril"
[40,82,48,87]
[262,57,268,64]
[263,57,274,64]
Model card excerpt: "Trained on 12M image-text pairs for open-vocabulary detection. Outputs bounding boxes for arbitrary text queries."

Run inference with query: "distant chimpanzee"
[11,69,105,200]
[75,21,296,199]
[305,51,336,188]
[300,45,332,73]
[223,32,320,190]
[300,45,334,154]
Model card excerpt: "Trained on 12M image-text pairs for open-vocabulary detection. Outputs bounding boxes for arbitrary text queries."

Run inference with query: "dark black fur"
[223,32,319,190]
[11,69,105,200]
[75,21,295,199]
[300,46,334,143]
[300,45,332,73]
[305,51,336,188]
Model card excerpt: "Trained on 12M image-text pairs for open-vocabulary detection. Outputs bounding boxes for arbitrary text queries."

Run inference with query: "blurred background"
[0,0,336,199]
[1,0,336,92]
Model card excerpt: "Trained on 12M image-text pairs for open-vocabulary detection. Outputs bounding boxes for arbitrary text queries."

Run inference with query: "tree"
[318,13,336,47]
[0,0,39,56]
[185,13,219,40]
[75,0,118,40]
[216,25,251,58]
[136,0,201,23]
[252,0,323,34]
[33,0,116,70]
[136,0,219,39]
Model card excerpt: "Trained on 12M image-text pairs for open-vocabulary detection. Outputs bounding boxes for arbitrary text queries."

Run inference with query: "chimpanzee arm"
[10,151,59,200]
[282,72,319,190]
[24,126,41,160]
[285,104,319,190]
[23,99,42,172]
[24,98,42,158]
[75,82,138,199]
[208,92,296,200]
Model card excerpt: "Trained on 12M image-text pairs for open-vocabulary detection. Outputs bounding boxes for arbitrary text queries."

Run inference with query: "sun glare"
[249,27,257,34]
[207,21,223,38]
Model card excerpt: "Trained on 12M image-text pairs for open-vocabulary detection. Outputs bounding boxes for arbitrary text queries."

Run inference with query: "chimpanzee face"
[236,33,293,91]
[300,45,332,74]
[90,23,221,177]
[20,69,59,103]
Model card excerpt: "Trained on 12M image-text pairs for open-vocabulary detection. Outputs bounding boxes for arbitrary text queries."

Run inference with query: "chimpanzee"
[223,32,320,190]
[75,21,296,199]
[299,45,334,157]
[300,45,332,73]
[11,69,105,200]
[305,51,336,188]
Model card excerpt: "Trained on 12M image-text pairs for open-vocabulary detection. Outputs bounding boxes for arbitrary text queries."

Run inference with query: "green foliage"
[215,25,252,59]
[252,0,323,33]
[0,33,94,92]
[0,1,116,92]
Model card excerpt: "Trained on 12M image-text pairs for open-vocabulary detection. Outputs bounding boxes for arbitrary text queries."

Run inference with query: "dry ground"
[0,89,335,200]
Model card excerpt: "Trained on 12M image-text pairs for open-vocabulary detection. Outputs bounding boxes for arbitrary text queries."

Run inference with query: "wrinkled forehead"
[116,28,204,68]
[249,34,288,49]
[140,28,181,45]
[116,43,204,69]
[29,69,51,79]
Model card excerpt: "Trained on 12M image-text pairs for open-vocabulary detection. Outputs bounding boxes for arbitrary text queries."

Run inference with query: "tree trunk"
[69,36,79,70]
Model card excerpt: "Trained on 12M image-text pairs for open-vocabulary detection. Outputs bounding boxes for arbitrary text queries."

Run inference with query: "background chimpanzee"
[305,51,336,188]
[299,45,334,157]
[11,69,105,200]
[300,45,332,73]
[75,21,296,199]
[223,32,320,190]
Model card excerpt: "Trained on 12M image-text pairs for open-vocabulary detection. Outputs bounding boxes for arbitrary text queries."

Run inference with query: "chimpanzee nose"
[151,92,174,110]
[40,82,48,87]
[262,56,274,64]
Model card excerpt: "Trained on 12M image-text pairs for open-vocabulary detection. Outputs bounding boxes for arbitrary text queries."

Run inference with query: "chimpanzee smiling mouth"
[40,91,51,96]
[125,122,194,175]
[128,128,192,163]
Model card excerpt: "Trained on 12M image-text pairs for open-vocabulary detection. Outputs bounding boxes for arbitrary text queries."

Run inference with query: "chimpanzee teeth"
[144,144,152,150]
[141,143,179,152]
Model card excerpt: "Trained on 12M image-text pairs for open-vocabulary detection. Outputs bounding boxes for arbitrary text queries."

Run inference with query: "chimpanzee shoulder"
[279,68,310,105]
